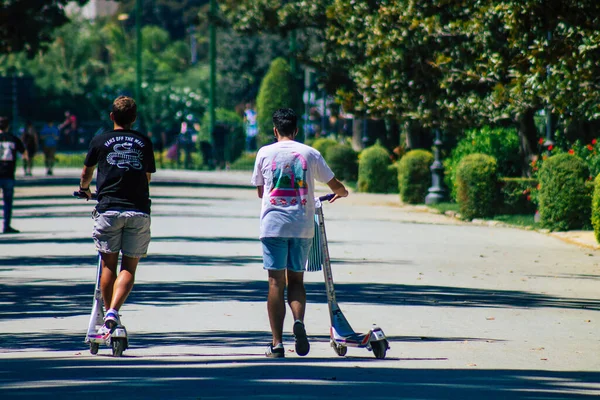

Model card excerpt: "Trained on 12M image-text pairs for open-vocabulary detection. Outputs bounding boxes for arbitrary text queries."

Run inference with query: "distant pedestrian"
[20,121,38,176]
[39,120,59,176]
[244,103,258,151]
[148,119,166,168]
[0,116,28,234]
[251,108,348,358]
[59,110,78,149]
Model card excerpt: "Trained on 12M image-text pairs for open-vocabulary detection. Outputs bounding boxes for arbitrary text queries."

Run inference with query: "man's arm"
[257,185,264,198]
[79,165,95,199]
[146,172,152,183]
[326,177,349,203]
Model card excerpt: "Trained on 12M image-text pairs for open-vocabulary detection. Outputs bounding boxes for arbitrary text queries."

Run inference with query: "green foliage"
[568,139,600,177]
[592,175,600,243]
[498,178,538,215]
[229,152,257,171]
[456,154,498,220]
[199,108,245,163]
[311,138,338,159]
[0,0,86,56]
[445,126,521,201]
[325,144,358,182]
[357,143,396,193]
[256,58,294,146]
[538,153,592,231]
[397,149,433,204]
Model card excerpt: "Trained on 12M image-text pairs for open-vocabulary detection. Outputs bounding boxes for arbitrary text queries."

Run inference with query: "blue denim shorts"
[260,237,312,272]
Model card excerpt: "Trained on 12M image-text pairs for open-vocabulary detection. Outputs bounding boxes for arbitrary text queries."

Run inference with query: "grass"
[489,214,540,229]
[428,202,460,214]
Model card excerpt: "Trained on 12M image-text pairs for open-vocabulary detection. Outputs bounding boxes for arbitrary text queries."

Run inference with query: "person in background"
[59,110,78,149]
[244,103,258,152]
[20,121,38,176]
[0,116,28,234]
[39,120,59,176]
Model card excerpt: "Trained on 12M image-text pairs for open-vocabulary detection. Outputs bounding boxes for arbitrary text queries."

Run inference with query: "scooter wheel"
[372,340,388,359]
[89,342,99,355]
[111,338,126,357]
[332,343,347,357]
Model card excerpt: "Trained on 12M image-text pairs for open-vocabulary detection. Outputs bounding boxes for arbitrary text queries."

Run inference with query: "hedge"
[498,177,537,215]
[311,137,338,159]
[397,149,433,204]
[538,153,591,231]
[357,143,397,193]
[456,153,498,220]
[326,144,358,182]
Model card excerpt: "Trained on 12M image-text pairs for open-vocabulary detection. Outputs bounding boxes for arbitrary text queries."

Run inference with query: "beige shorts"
[92,210,151,258]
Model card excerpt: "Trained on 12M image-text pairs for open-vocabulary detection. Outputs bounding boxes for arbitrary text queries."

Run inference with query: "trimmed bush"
[357,143,397,193]
[456,154,498,220]
[256,58,294,147]
[311,137,338,159]
[397,149,434,204]
[230,152,257,171]
[592,175,600,243]
[444,126,521,200]
[326,144,358,182]
[538,153,591,231]
[498,177,537,215]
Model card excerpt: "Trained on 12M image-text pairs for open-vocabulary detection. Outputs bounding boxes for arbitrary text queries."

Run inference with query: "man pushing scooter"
[251,108,348,358]
[78,96,156,343]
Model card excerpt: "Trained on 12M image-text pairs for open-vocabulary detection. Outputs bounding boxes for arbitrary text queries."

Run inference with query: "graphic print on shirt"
[0,141,15,162]
[107,141,144,171]
[269,152,308,207]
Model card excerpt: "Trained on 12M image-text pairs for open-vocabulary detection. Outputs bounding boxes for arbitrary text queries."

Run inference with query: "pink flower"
[538,138,544,145]
[593,139,597,145]
[548,145,554,151]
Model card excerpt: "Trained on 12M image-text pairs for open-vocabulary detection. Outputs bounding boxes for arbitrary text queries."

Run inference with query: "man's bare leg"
[287,270,306,322]
[99,252,119,311]
[267,270,286,345]
[109,255,139,311]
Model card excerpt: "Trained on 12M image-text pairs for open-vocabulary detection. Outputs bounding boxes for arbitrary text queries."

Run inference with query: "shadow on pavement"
[1,279,598,322]
[0,330,497,353]
[0,355,598,399]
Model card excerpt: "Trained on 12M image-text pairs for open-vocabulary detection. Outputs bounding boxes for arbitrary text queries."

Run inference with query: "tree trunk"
[516,109,538,177]
[405,121,424,150]
[352,118,365,151]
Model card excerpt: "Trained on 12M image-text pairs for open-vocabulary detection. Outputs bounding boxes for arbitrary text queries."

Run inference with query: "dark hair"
[0,116,9,131]
[112,96,137,127]
[272,108,297,137]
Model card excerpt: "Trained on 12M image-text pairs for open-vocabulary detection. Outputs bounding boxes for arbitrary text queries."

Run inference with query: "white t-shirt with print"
[251,140,335,239]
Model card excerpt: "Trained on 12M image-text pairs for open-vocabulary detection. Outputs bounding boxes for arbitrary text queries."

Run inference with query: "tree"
[0,0,90,56]
[256,57,294,145]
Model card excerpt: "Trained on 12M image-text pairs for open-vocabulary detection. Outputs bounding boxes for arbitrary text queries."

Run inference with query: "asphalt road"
[1,169,599,399]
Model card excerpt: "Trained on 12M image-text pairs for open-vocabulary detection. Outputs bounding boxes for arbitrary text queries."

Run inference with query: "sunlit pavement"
[1,169,599,399]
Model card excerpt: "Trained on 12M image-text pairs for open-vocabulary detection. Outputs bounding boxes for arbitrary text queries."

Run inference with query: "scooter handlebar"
[73,191,98,200]
[318,193,336,202]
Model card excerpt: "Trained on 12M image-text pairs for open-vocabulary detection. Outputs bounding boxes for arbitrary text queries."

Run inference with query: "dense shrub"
[256,58,294,147]
[199,108,245,164]
[592,175,600,243]
[326,144,358,182]
[538,153,591,231]
[445,126,521,200]
[498,178,537,215]
[397,149,434,204]
[229,152,257,171]
[357,143,397,193]
[311,138,338,159]
[456,154,498,220]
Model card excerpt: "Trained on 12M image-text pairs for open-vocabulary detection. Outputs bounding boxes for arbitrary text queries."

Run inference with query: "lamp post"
[425,129,448,205]
[543,30,554,152]
[135,0,143,127]
[209,0,217,137]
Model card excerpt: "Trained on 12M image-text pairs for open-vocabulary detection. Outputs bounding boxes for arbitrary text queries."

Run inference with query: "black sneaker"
[3,226,20,234]
[265,343,285,358]
[293,320,310,356]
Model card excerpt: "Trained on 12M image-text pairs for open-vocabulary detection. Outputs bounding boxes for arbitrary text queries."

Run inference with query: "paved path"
[1,169,599,399]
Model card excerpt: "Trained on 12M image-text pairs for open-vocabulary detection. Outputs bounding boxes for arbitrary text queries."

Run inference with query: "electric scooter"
[73,191,129,357]
[316,194,390,359]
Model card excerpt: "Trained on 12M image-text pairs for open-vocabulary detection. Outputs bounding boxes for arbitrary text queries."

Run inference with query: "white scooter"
[316,194,389,359]
[74,191,129,357]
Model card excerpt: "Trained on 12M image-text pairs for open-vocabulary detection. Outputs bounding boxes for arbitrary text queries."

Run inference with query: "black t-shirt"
[0,131,25,179]
[84,129,156,214]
